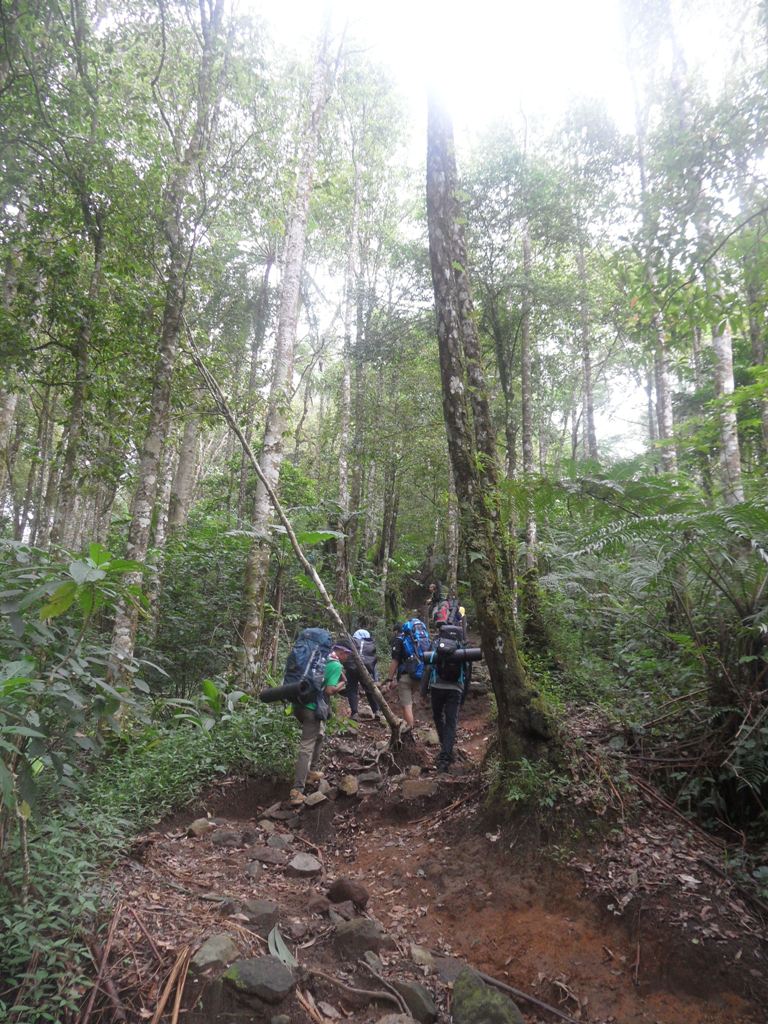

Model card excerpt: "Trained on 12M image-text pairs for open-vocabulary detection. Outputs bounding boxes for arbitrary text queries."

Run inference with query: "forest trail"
[105,689,766,1024]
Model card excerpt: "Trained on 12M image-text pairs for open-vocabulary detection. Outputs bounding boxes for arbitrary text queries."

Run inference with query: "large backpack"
[399,618,431,680]
[433,623,466,685]
[347,635,377,682]
[283,627,333,720]
[435,598,463,627]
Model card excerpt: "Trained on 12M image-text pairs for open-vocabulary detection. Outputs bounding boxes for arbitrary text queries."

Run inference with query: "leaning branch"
[180,316,403,739]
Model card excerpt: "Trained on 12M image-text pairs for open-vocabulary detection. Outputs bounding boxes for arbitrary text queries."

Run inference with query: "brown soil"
[100,691,767,1024]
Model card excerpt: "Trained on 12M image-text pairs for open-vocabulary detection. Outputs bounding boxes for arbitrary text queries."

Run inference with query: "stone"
[264,804,298,821]
[242,898,279,936]
[286,852,322,877]
[407,765,422,778]
[223,956,295,1005]
[218,899,239,916]
[331,899,355,920]
[333,918,394,955]
[307,894,331,914]
[250,846,290,866]
[259,818,277,834]
[267,833,292,849]
[402,779,437,800]
[358,770,383,785]
[358,705,374,719]
[433,956,466,983]
[327,876,370,908]
[410,944,435,969]
[191,932,240,974]
[376,1016,417,1024]
[211,829,243,848]
[188,817,213,837]
[334,742,356,756]
[421,728,440,746]
[241,828,261,845]
[285,919,308,941]
[244,861,263,881]
[317,778,333,796]
[363,949,383,973]
[271,1017,291,1024]
[391,980,438,1023]
[338,774,359,796]
[304,791,327,807]
[452,967,524,1024]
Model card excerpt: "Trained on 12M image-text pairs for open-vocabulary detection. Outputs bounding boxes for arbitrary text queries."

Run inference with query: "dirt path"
[105,690,766,1024]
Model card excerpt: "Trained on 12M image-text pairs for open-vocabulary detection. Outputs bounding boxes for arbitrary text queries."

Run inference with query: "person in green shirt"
[290,641,351,805]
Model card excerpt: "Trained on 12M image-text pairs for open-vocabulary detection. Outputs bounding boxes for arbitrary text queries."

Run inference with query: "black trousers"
[346,672,379,716]
[430,687,461,763]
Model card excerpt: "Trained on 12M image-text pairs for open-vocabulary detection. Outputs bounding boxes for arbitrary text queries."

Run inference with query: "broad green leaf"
[267,925,298,967]
[68,560,107,585]
[39,581,77,619]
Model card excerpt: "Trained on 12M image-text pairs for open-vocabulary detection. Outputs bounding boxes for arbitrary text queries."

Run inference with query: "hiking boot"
[289,788,306,805]
[306,770,324,784]
[349,713,359,722]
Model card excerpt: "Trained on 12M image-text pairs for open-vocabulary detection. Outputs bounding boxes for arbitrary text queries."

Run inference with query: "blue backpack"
[399,619,432,680]
[283,627,333,719]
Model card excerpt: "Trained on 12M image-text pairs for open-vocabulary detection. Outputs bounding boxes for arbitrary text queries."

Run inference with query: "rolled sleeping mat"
[259,679,312,704]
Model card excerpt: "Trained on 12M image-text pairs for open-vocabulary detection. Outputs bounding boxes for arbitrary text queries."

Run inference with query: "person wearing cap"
[290,640,351,806]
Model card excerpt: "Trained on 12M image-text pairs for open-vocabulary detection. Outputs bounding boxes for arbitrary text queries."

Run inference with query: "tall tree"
[426,95,551,763]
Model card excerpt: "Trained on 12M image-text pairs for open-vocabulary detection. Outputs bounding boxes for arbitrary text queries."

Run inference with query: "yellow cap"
[459,607,465,616]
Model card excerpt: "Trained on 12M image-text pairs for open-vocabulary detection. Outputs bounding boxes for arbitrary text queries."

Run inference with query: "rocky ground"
[99,682,767,1024]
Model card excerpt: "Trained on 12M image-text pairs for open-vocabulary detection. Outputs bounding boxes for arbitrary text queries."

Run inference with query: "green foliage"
[501,756,571,809]
[0,703,296,1022]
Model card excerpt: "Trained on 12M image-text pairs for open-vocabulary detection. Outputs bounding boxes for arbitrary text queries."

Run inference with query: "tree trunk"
[577,237,599,462]
[426,95,551,765]
[745,275,768,452]
[335,160,360,619]
[447,463,459,594]
[653,321,678,473]
[146,441,174,641]
[239,25,337,687]
[167,411,200,532]
[712,319,745,504]
[520,224,537,572]
[237,257,273,527]
[110,0,228,680]
[50,236,105,549]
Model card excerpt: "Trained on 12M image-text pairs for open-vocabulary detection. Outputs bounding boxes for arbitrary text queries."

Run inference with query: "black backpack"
[347,636,377,682]
[433,624,466,685]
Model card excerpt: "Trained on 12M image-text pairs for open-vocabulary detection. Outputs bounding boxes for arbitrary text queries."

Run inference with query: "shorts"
[397,674,420,707]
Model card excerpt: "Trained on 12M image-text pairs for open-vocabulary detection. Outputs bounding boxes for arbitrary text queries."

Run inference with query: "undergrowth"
[0,704,295,1023]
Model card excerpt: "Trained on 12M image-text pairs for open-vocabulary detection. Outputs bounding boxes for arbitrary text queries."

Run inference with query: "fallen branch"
[409,790,478,826]
[182,316,403,742]
[150,946,190,1024]
[127,906,163,962]
[78,902,123,1024]
[170,947,191,1024]
[631,775,725,851]
[358,962,410,1013]
[473,967,583,1024]
[309,967,404,1010]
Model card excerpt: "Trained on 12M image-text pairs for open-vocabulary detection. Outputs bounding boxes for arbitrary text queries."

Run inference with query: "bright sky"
[252,0,745,458]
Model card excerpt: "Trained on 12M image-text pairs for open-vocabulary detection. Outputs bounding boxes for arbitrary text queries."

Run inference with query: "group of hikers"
[276,585,477,806]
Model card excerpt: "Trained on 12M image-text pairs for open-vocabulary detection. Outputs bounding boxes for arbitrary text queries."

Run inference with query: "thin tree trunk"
[335,159,360,618]
[110,0,228,680]
[653,321,678,473]
[577,237,599,462]
[239,25,338,686]
[237,257,273,526]
[711,319,745,504]
[51,238,104,549]
[168,412,200,532]
[520,224,537,572]
[146,442,174,641]
[426,95,550,764]
[745,275,768,452]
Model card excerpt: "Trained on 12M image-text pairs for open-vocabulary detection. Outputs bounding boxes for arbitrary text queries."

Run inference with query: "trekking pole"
[181,316,405,742]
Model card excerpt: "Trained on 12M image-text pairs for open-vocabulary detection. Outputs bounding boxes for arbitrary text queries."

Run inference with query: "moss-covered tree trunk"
[426,96,551,765]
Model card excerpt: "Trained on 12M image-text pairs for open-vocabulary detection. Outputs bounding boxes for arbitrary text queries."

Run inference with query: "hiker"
[384,617,432,729]
[346,618,381,722]
[426,581,443,624]
[424,624,474,771]
[432,592,466,638]
[290,638,352,806]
